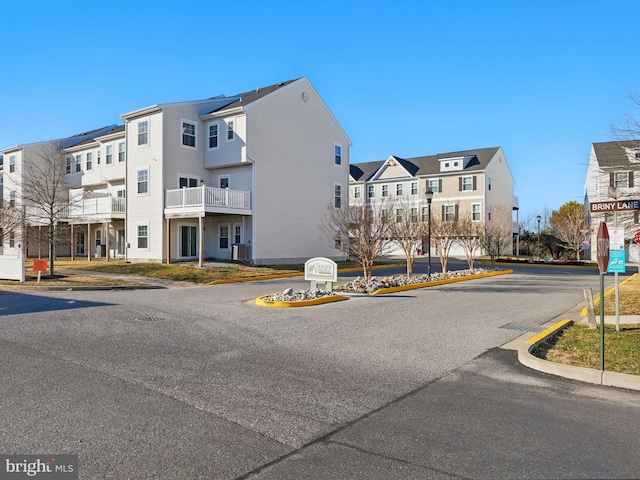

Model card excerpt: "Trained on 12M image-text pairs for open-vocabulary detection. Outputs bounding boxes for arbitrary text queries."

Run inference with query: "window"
[219,225,229,249]
[428,179,440,193]
[117,190,125,198]
[181,120,196,148]
[472,203,481,221]
[180,225,197,257]
[227,120,234,141]
[461,176,475,191]
[86,152,92,170]
[605,213,615,223]
[137,225,148,249]
[335,235,341,249]
[613,171,632,188]
[9,190,16,208]
[334,184,341,208]
[138,121,148,145]
[9,155,15,173]
[367,184,375,198]
[421,206,428,222]
[9,231,15,248]
[354,186,361,199]
[234,225,242,244]
[118,142,125,162]
[334,144,342,165]
[137,169,148,194]
[208,123,219,149]
[65,157,71,174]
[411,182,418,195]
[382,185,389,197]
[396,184,403,196]
[179,176,198,188]
[444,205,456,222]
[219,176,229,189]
[105,145,113,165]
[487,177,492,191]
[396,208,403,223]
[75,155,81,172]
[97,150,101,165]
[411,208,418,223]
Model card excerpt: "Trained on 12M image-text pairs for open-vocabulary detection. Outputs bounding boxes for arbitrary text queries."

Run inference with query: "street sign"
[608,250,626,273]
[634,231,640,245]
[589,199,640,212]
[596,222,610,274]
[609,227,625,251]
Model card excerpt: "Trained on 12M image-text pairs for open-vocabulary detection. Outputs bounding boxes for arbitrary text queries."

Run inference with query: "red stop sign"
[596,222,610,274]
[634,231,640,245]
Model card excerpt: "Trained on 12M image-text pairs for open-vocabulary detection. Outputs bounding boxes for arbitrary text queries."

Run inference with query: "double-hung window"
[367,184,375,198]
[396,208,403,223]
[334,184,341,208]
[461,176,474,191]
[208,123,219,149]
[182,120,196,148]
[428,179,440,193]
[118,142,125,162]
[106,145,113,165]
[86,152,92,170]
[396,184,403,196]
[411,207,418,223]
[75,155,82,172]
[65,157,72,174]
[354,186,361,199]
[334,144,342,165]
[137,225,148,249]
[382,185,389,197]
[411,182,418,195]
[444,205,456,222]
[138,121,148,145]
[219,225,229,249]
[9,190,16,208]
[472,203,481,221]
[137,169,149,194]
[9,155,15,173]
[227,120,234,141]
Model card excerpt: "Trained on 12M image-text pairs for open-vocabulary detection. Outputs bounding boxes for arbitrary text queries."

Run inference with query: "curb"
[369,269,513,295]
[255,294,348,308]
[517,319,640,391]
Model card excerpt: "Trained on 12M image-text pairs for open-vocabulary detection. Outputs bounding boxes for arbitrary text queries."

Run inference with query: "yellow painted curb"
[526,319,572,344]
[369,269,513,295]
[579,273,638,316]
[255,293,348,308]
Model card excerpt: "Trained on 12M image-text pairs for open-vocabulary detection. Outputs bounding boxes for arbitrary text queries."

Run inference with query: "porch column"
[105,222,110,262]
[70,224,74,261]
[87,223,91,262]
[166,217,170,264]
[199,216,204,268]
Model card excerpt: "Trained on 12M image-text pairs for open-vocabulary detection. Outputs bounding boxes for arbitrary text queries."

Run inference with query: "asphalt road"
[1,261,638,479]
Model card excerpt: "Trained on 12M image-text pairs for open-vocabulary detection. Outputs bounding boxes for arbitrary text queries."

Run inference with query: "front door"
[116,229,125,256]
[180,225,197,257]
[75,232,85,255]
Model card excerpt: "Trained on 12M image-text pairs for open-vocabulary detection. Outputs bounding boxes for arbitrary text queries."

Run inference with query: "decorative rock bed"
[258,268,501,303]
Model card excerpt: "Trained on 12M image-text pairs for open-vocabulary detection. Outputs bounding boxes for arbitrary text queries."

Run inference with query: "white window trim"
[86,152,93,171]
[334,182,342,208]
[75,154,82,173]
[218,175,230,189]
[354,185,361,199]
[428,178,439,193]
[137,118,149,147]
[219,223,230,250]
[334,143,343,166]
[180,118,198,150]
[233,223,243,245]
[118,142,126,162]
[462,176,474,191]
[207,121,220,150]
[396,183,403,196]
[105,144,113,165]
[137,167,150,196]
[178,222,198,259]
[9,155,16,173]
[472,203,482,222]
[137,223,150,251]
[226,118,235,142]
[177,173,200,189]
[411,181,418,195]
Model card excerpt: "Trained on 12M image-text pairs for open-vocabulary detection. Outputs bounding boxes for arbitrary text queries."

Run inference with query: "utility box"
[232,244,247,261]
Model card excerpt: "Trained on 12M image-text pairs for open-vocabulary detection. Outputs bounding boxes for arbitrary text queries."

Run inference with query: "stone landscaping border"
[369,269,513,295]
[255,294,348,308]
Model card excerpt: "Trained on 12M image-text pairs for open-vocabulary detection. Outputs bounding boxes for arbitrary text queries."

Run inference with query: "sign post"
[596,222,609,371]
[32,259,48,283]
[608,227,625,332]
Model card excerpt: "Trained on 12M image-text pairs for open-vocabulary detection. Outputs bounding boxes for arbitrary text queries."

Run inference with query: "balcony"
[165,186,251,217]
[65,195,126,222]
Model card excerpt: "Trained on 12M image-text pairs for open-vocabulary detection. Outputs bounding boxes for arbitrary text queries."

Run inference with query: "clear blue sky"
[2,0,639,224]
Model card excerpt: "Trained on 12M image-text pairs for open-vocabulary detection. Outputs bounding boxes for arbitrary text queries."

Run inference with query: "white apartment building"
[584,140,640,261]
[1,77,351,265]
[349,147,517,256]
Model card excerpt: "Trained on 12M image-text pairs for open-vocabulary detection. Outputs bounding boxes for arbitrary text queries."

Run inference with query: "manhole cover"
[500,323,545,333]
[134,316,165,322]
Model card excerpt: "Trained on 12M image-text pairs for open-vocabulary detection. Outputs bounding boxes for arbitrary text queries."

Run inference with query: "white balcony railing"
[165,186,251,213]
[66,196,126,218]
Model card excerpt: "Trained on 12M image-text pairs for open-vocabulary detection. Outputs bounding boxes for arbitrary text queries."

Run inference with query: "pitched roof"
[592,140,640,169]
[351,147,501,181]
[66,124,125,148]
[206,79,300,114]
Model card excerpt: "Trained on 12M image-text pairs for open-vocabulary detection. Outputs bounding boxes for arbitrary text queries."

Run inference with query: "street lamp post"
[536,214,542,261]
[426,189,434,278]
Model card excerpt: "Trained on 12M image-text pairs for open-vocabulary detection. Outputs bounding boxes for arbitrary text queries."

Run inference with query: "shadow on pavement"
[0,291,114,316]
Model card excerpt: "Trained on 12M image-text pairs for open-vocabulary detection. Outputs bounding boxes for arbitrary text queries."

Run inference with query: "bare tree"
[430,208,459,274]
[612,92,640,141]
[550,201,585,260]
[19,141,76,277]
[321,200,395,281]
[0,202,24,239]
[456,213,484,271]
[483,203,513,266]
[387,201,427,277]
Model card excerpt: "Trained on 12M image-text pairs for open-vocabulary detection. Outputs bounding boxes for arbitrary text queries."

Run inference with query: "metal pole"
[537,217,541,261]
[427,200,432,278]
[600,272,605,371]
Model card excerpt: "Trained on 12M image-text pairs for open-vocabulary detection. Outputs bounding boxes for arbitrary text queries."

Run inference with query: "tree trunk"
[48,222,55,278]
